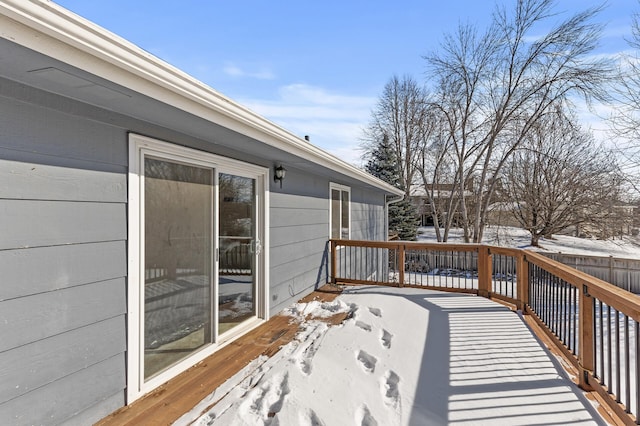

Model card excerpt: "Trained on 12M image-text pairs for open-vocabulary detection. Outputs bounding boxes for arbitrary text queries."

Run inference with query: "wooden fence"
[330,239,640,425]
[541,252,640,294]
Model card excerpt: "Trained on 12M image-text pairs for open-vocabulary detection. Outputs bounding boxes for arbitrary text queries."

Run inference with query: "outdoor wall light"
[274,165,287,188]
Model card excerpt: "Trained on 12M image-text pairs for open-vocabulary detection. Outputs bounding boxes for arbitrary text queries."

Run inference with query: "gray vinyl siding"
[0,75,390,423]
[0,241,125,301]
[0,91,128,425]
[269,171,331,315]
[268,175,387,315]
[350,186,386,241]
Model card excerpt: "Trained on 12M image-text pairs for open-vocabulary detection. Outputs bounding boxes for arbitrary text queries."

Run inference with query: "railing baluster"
[447,250,456,288]
[437,250,441,287]
[599,300,604,382]
[591,297,596,378]
[560,280,565,346]
[399,244,405,287]
[420,249,425,286]
[351,246,355,281]
[625,315,630,413]
[574,286,579,355]
[544,269,549,326]
[553,275,560,342]
[568,284,573,353]
[464,250,468,289]
[531,264,537,313]
[565,285,569,352]
[636,321,639,423]
[608,305,613,395]
[501,255,505,294]
[344,245,348,280]
[616,308,621,402]
[364,245,368,281]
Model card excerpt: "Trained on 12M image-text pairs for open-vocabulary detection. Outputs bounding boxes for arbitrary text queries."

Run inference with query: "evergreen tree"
[365,134,419,240]
[388,198,420,241]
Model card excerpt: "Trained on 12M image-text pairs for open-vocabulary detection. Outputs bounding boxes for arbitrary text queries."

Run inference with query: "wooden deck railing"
[330,239,640,425]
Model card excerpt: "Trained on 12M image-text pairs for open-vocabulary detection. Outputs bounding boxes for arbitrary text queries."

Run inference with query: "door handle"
[253,239,262,255]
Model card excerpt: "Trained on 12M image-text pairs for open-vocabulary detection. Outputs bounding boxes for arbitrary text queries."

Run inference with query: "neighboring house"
[409,183,475,227]
[0,1,403,424]
[410,178,517,229]
[571,202,637,239]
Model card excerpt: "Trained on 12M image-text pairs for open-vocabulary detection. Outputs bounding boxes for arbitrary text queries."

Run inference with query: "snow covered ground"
[175,286,607,426]
[418,226,640,259]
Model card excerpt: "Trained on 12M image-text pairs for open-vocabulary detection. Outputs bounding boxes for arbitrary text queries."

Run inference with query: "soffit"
[0,1,403,196]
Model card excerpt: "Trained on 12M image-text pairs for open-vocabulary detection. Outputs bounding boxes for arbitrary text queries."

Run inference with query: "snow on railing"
[330,239,640,425]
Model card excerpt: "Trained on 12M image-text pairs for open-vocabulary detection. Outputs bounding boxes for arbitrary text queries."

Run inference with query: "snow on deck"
[178,286,607,425]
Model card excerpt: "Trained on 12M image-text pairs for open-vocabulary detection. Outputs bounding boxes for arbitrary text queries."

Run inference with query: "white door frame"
[127,133,269,403]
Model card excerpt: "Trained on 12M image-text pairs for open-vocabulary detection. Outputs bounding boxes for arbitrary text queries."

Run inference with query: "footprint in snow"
[368,307,382,317]
[296,323,325,375]
[266,373,290,419]
[300,408,325,426]
[355,321,372,332]
[356,350,377,373]
[381,370,400,409]
[241,371,290,420]
[356,404,379,426]
[380,329,393,349]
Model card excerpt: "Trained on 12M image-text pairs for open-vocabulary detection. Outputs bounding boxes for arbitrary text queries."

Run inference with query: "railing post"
[478,246,492,298]
[330,240,337,285]
[517,253,529,312]
[398,244,405,288]
[578,284,594,391]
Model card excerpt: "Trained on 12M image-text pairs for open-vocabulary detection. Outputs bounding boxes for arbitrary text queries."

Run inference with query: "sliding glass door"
[218,173,257,334]
[128,134,267,400]
[143,157,214,379]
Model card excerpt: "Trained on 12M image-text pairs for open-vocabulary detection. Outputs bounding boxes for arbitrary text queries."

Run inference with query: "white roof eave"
[0,0,403,196]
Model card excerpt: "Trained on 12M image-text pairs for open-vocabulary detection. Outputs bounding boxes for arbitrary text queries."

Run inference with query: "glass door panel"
[218,173,256,334]
[143,157,214,379]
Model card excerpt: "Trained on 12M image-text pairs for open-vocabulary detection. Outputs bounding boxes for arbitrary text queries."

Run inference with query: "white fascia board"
[0,0,403,197]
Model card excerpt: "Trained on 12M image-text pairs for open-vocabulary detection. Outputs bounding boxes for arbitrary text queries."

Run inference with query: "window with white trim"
[330,183,350,239]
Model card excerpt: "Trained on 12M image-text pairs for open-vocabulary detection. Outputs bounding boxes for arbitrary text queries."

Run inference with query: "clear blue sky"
[54,0,637,164]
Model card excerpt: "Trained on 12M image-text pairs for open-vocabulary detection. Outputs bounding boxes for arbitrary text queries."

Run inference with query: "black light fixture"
[274,165,287,188]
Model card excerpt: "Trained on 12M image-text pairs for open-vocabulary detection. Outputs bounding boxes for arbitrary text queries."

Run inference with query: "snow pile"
[178,286,605,425]
[282,298,353,319]
[418,226,640,259]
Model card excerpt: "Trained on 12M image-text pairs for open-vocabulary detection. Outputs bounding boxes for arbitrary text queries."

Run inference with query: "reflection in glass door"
[218,173,257,334]
[129,135,268,401]
[143,157,214,379]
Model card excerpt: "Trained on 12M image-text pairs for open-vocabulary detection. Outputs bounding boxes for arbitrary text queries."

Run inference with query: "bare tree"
[415,103,460,241]
[609,3,640,190]
[504,106,622,246]
[363,75,428,196]
[424,0,611,243]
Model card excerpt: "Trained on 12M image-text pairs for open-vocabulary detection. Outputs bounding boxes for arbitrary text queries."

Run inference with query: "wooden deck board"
[95,285,343,426]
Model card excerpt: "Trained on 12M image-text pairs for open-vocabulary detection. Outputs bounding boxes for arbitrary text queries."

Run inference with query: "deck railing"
[330,239,640,425]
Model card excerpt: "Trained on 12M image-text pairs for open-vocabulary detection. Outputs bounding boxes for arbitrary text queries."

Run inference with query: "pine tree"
[365,134,399,187]
[365,134,419,240]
